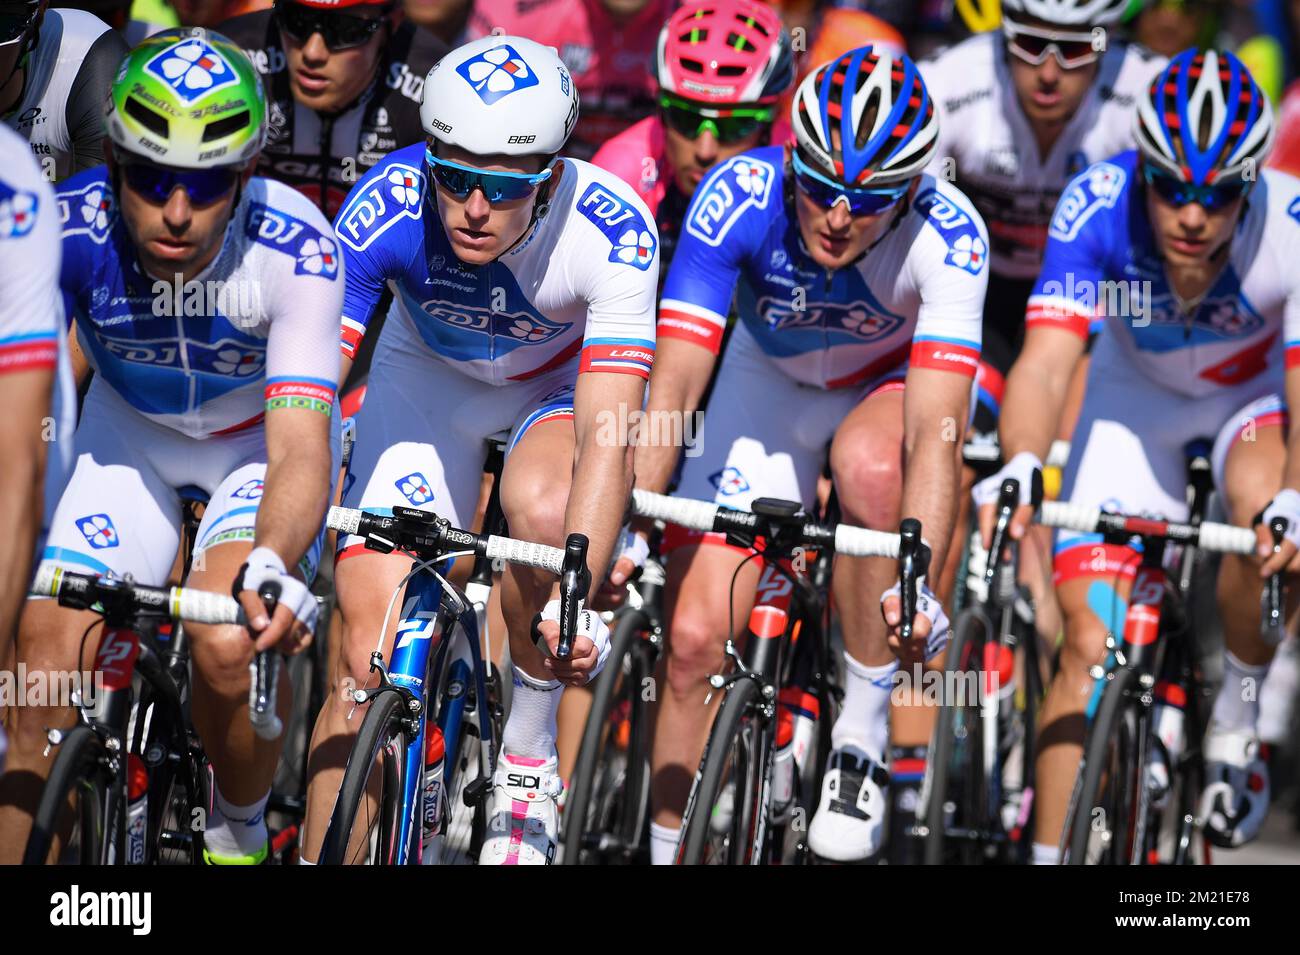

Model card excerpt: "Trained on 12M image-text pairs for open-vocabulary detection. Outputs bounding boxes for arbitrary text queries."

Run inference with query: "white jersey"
[921,33,1165,279]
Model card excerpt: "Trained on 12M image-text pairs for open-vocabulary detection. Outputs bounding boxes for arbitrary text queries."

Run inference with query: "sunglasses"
[791,152,909,216]
[275,2,389,51]
[1142,164,1252,212]
[425,150,554,204]
[0,5,36,45]
[1003,19,1100,70]
[120,161,241,206]
[659,94,775,145]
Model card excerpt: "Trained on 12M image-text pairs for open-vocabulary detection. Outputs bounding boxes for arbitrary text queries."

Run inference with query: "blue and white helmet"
[1135,48,1275,185]
[791,45,938,187]
[420,35,579,157]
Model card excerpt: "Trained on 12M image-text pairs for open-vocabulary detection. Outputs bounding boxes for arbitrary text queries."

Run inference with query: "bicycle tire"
[678,676,770,865]
[1065,664,1142,864]
[319,689,410,865]
[561,607,650,865]
[24,724,115,865]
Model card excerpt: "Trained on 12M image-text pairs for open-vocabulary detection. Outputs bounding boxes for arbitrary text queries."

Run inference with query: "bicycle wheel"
[922,609,988,864]
[562,607,653,865]
[678,677,772,865]
[24,724,118,865]
[1064,664,1143,864]
[318,689,410,865]
[439,662,503,865]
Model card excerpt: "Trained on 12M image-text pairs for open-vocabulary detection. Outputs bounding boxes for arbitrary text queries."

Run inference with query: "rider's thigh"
[1213,393,1287,526]
[660,542,762,692]
[829,384,904,528]
[333,550,431,699]
[499,413,575,549]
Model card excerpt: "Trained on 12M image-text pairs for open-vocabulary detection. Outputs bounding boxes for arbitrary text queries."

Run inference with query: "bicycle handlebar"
[1035,501,1257,554]
[31,565,243,624]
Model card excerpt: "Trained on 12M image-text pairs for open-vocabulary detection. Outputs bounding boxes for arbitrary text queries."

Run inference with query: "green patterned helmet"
[105,28,267,169]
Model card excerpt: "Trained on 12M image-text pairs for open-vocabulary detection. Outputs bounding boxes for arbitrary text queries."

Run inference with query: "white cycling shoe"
[1198,725,1270,848]
[481,753,563,865]
[807,744,889,862]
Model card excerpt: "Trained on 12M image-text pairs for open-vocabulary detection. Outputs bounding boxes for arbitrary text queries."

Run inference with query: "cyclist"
[221,0,448,220]
[298,35,658,866]
[632,46,988,864]
[977,48,1297,859]
[467,0,674,160]
[0,28,343,865]
[590,0,795,271]
[2,0,128,181]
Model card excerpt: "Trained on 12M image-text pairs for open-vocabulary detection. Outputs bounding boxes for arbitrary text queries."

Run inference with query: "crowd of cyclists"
[3,0,1300,866]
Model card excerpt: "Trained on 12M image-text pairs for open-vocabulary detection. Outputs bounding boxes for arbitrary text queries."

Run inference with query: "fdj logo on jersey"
[419,301,569,344]
[578,184,656,270]
[1049,161,1126,242]
[710,467,750,497]
[145,38,240,104]
[914,188,987,274]
[77,514,120,549]
[0,182,37,239]
[457,44,539,104]
[686,156,775,247]
[336,163,422,252]
[396,472,434,506]
[246,203,339,278]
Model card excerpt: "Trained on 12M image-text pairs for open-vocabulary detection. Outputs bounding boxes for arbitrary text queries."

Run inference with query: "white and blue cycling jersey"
[58,170,345,438]
[658,146,987,390]
[333,142,658,384]
[1027,150,1300,400]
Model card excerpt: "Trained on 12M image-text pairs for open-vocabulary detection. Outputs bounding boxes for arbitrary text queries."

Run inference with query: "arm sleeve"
[0,164,61,374]
[64,28,130,177]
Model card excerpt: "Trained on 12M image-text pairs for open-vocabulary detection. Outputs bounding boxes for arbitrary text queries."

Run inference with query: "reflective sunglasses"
[425,150,554,203]
[1142,164,1252,212]
[1003,19,1101,70]
[659,94,775,145]
[0,4,37,45]
[791,152,909,216]
[275,1,389,51]
[120,161,241,205]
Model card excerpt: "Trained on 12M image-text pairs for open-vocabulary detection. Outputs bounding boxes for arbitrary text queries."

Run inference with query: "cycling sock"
[832,653,896,761]
[1032,841,1059,865]
[298,854,316,865]
[502,665,563,758]
[205,786,269,860]
[1212,650,1269,733]
[649,821,680,866]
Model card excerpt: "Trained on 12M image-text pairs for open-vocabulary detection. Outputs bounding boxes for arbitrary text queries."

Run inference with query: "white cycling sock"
[1032,841,1058,865]
[649,821,680,866]
[1211,650,1270,733]
[831,653,896,761]
[502,665,563,759]
[298,854,316,865]
[205,786,269,859]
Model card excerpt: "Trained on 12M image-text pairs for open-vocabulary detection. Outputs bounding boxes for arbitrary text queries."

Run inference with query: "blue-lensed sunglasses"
[791,153,909,216]
[1142,164,1252,212]
[120,162,241,205]
[424,150,553,203]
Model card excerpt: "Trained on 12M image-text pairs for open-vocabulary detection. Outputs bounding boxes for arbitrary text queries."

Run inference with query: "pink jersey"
[468,0,672,159]
[591,115,670,217]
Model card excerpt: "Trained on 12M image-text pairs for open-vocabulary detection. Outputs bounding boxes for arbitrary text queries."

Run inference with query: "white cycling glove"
[1259,489,1300,550]
[971,450,1043,510]
[880,580,951,661]
[534,597,612,683]
[235,546,318,633]
[614,527,650,574]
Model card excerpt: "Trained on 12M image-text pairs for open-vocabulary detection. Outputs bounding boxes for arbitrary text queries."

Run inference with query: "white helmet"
[420,35,579,157]
[1001,0,1129,26]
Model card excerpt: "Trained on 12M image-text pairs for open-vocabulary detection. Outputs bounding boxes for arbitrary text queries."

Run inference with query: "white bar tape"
[632,489,721,531]
[485,536,565,575]
[172,587,242,626]
[1039,501,1102,533]
[833,524,901,559]
[30,564,59,597]
[327,505,362,536]
[1039,502,1256,556]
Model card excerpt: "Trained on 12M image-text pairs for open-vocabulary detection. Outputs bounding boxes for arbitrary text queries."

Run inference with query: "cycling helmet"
[1001,0,1128,26]
[105,28,267,168]
[655,0,794,105]
[1134,48,1275,185]
[791,45,938,187]
[421,35,578,157]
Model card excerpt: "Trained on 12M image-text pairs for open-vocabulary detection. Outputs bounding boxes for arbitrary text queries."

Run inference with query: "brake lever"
[556,534,591,660]
[898,518,925,644]
[985,478,1019,599]
[249,583,284,741]
[1262,516,1287,646]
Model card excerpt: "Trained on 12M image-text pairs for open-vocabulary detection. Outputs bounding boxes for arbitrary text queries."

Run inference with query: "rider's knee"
[191,624,255,695]
[502,472,568,546]
[830,438,901,525]
[664,609,726,694]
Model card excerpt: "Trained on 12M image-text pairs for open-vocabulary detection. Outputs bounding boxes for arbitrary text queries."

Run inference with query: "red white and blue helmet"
[1135,48,1275,186]
[790,45,938,187]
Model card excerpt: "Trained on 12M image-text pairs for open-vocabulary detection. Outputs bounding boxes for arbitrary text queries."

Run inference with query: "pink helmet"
[655,0,795,106]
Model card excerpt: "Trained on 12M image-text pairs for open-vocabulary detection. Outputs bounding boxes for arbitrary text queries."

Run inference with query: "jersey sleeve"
[64,27,129,178]
[658,153,775,354]
[908,186,987,378]
[332,153,424,361]
[0,149,62,375]
[1026,161,1130,339]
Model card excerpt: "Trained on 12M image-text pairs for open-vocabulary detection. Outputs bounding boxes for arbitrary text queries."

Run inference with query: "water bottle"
[125,754,149,865]
[772,688,819,821]
[420,726,446,865]
[1147,681,1186,807]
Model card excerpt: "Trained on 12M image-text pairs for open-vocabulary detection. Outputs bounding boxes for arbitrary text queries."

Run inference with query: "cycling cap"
[1001,0,1128,26]
[656,0,794,105]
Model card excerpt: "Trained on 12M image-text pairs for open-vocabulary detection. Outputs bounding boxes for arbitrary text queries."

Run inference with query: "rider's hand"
[1256,489,1300,577]
[972,450,1043,548]
[880,581,950,667]
[593,524,650,611]
[234,546,318,654]
[533,598,612,686]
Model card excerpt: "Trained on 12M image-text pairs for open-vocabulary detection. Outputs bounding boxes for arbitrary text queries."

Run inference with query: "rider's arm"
[1259,294,1300,573]
[64,27,130,176]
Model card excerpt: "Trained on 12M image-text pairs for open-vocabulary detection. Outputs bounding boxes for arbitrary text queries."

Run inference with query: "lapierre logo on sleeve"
[336,162,423,252]
[685,155,775,247]
[1049,161,1126,242]
[577,182,657,270]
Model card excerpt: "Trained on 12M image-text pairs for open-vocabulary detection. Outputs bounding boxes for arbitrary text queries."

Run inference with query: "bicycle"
[629,489,918,865]
[316,503,590,865]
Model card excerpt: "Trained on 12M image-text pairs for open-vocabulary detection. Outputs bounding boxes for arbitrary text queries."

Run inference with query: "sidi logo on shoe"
[507,773,542,789]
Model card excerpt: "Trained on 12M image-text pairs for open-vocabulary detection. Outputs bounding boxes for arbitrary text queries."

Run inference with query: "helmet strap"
[498,157,559,259]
